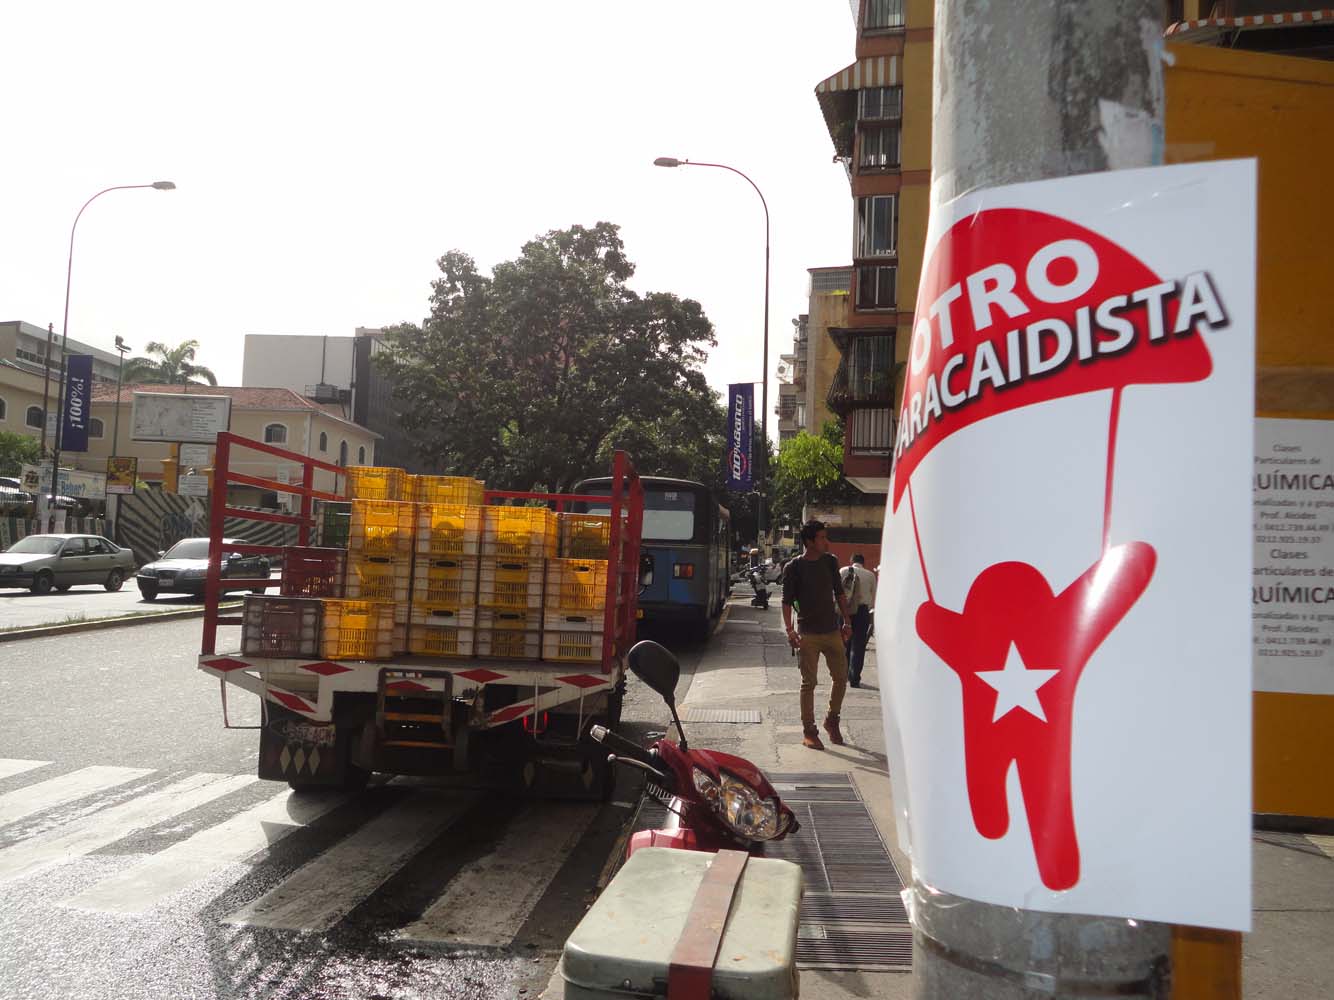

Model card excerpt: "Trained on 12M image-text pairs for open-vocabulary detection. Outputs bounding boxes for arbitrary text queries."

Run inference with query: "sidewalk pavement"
[551,600,1334,999]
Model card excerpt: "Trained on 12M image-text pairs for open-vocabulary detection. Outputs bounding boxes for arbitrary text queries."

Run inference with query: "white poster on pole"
[877,161,1256,931]
[1254,417,1334,695]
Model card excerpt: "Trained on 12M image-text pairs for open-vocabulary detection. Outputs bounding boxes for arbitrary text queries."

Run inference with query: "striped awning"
[815,55,901,94]
[814,57,902,158]
[1165,8,1330,43]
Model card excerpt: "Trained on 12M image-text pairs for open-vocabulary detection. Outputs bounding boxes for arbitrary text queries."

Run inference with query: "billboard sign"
[59,354,94,453]
[725,383,753,491]
[20,463,107,500]
[877,161,1256,931]
[106,457,138,496]
[131,392,232,444]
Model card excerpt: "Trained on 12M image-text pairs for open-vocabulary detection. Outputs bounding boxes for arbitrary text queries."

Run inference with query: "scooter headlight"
[692,767,721,806]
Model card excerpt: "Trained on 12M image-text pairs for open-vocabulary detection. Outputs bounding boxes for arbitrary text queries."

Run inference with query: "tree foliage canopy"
[770,420,859,529]
[379,223,728,492]
[0,430,40,477]
[122,340,218,387]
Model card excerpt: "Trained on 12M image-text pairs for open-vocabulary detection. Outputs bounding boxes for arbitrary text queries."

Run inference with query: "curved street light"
[654,156,771,550]
[46,181,176,530]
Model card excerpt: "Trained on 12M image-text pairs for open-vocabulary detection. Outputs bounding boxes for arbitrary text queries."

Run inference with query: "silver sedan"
[0,534,136,594]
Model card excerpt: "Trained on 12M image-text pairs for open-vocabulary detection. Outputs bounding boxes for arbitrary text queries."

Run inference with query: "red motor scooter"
[589,640,799,858]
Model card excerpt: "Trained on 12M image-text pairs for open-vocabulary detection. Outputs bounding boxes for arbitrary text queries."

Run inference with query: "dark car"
[135,537,272,601]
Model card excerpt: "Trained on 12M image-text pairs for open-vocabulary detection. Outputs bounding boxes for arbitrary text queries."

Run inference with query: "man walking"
[841,554,877,688]
[782,520,854,750]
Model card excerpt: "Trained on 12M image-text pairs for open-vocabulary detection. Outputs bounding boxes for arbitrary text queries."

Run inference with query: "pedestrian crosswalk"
[0,757,605,949]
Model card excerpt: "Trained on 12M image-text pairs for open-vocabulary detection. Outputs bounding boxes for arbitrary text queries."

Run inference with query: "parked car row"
[0,535,273,598]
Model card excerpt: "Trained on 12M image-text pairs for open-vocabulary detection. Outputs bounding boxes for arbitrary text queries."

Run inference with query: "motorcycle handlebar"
[589,724,655,766]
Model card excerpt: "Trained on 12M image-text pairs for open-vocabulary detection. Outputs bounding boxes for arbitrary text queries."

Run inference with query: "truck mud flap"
[259,704,352,786]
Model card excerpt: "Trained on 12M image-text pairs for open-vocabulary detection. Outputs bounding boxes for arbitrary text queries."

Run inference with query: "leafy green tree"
[771,419,860,528]
[0,431,40,477]
[122,340,218,386]
[379,223,728,492]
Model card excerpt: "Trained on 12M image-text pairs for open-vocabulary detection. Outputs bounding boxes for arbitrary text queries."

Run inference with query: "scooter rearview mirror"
[627,640,679,703]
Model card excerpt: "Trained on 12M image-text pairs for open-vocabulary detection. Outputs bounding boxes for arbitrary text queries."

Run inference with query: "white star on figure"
[976,643,1059,723]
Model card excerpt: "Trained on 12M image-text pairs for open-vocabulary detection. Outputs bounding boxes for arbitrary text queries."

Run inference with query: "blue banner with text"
[60,354,93,453]
[725,382,753,491]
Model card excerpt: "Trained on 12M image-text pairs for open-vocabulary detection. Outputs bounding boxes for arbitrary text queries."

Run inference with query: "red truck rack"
[197,432,645,797]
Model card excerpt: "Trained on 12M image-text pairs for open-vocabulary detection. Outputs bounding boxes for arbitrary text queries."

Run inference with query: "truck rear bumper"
[199,653,621,730]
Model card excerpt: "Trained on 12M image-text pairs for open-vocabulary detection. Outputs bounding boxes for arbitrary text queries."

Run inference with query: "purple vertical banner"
[60,354,94,453]
[725,382,753,491]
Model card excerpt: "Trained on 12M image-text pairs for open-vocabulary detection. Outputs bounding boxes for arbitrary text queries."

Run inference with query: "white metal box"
[560,847,802,1000]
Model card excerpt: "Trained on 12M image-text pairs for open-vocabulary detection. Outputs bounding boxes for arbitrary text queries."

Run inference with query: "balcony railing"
[848,407,895,455]
[777,398,797,420]
[826,337,897,417]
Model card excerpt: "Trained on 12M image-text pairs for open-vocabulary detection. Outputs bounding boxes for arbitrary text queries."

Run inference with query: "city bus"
[572,476,730,641]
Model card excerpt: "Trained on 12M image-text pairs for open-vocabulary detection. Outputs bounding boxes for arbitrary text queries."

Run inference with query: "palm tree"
[121,340,219,387]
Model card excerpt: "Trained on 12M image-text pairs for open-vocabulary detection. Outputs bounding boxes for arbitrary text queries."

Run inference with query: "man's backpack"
[841,566,860,606]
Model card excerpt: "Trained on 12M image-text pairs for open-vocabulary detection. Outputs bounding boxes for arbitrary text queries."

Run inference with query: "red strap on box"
[667,849,750,1000]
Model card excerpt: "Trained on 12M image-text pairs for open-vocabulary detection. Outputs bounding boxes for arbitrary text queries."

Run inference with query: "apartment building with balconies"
[815,0,933,494]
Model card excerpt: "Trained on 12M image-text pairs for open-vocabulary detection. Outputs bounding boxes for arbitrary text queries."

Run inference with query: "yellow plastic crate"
[409,624,476,658]
[319,599,395,660]
[478,557,544,611]
[546,558,609,614]
[416,504,483,559]
[344,555,411,606]
[477,630,541,660]
[482,506,557,558]
[411,556,479,608]
[559,513,611,559]
[411,475,486,506]
[344,466,407,502]
[349,500,415,558]
[541,629,604,664]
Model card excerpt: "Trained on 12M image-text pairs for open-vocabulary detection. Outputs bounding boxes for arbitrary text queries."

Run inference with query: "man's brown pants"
[798,629,848,731]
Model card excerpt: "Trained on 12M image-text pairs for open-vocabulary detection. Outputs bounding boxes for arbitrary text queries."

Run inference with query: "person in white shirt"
[840,554,878,688]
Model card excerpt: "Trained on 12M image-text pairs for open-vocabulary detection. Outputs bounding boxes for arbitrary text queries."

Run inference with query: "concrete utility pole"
[919,2,1171,998]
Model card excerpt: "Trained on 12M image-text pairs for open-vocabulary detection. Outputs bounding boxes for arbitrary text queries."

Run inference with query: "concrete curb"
[0,602,240,643]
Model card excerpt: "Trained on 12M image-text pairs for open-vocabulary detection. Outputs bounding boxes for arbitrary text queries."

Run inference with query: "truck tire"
[30,572,53,595]
[289,762,369,794]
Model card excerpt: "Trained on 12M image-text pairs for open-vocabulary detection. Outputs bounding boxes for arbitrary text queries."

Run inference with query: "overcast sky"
[2,2,855,437]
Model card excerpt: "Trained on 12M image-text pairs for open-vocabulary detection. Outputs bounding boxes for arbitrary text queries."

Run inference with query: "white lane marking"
[0,772,256,883]
[222,792,479,933]
[0,759,50,781]
[398,801,597,947]
[61,787,348,913]
[1308,834,1334,860]
[0,765,153,827]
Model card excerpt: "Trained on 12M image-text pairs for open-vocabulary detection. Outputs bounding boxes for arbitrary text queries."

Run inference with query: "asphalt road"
[0,578,276,633]
[0,615,709,1000]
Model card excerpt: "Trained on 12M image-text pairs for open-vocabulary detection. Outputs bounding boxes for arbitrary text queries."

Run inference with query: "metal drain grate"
[797,929,913,970]
[682,708,762,723]
[766,772,912,973]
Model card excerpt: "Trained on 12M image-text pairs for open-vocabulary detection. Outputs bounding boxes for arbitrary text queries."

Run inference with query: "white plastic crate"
[241,596,323,658]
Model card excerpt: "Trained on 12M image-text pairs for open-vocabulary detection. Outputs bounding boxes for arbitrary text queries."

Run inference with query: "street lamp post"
[111,335,130,456]
[654,156,770,551]
[46,181,175,531]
